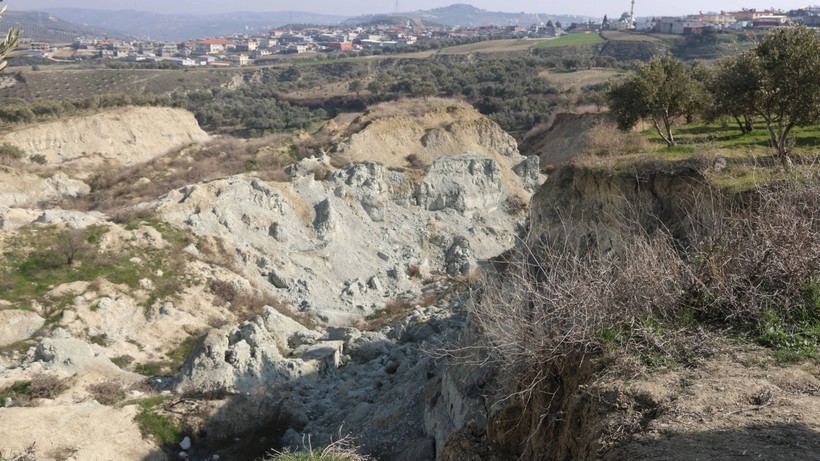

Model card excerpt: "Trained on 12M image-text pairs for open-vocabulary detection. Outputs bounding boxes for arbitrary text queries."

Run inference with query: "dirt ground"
[607,347,820,460]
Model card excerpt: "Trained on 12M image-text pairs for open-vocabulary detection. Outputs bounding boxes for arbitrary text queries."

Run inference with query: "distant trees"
[348,79,364,96]
[607,55,706,146]
[0,0,19,72]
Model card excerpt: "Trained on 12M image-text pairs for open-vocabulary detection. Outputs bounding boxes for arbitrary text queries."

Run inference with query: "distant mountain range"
[7,4,595,43]
[0,10,126,42]
[346,4,588,28]
[36,8,347,41]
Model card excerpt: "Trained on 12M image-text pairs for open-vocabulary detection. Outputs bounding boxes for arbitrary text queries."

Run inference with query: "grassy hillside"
[534,33,606,48]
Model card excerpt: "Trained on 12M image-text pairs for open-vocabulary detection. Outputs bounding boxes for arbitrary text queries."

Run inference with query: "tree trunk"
[732,114,745,134]
[652,119,675,147]
[764,118,794,171]
[744,116,753,133]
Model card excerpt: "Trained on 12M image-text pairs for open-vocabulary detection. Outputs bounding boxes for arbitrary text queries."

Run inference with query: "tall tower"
[395,0,400,14]
[628,0,636,29]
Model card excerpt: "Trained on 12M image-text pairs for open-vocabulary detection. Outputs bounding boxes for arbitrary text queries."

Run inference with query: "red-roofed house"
[197,38,233,54]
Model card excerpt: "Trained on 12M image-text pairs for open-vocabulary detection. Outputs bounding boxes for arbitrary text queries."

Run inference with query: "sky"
[10,0,816,18]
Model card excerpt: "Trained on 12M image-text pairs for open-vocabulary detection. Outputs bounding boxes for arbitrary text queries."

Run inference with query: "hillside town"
[19,5,820,66]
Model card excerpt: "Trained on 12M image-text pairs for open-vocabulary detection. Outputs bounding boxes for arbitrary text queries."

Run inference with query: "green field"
[535,33,606,48]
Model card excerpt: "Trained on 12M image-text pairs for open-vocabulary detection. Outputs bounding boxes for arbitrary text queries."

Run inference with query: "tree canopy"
[607,55,706,146]
[746,26,820,168]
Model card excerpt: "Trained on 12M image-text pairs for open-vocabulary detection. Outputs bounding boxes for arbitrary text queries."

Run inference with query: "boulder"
[0,310,44,347]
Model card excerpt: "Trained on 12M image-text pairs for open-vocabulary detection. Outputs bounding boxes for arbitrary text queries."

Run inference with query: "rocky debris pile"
[180,301,467,460]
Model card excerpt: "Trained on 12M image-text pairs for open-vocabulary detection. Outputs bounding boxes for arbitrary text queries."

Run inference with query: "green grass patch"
[0,381,30,407]
[0,220,194,315]
[132,334,198,376]
[534,33,605,48]
[756,309,819,364]
[134,397,184,447]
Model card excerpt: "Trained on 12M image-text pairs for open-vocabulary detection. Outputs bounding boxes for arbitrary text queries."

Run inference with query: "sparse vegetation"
[134,397,184,447]
[265,435,373,461]
[0,374,70,407]
[88,381,126,406]
[462,171,819,451]
[0,221,192,314]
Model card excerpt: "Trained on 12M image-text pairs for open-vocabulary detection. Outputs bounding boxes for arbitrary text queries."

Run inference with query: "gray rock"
[513,155,545,191]
[313,199,335,238]
[444,236,473,276]
[414,153,504,213]
[175,317,309,393]
[179,436,192,450]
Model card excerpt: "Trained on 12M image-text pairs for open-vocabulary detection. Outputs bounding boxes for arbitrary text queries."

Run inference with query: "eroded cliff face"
[1,106,210,167]
[528,164,713,252]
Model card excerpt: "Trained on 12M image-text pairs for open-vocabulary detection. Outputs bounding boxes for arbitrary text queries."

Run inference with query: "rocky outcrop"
[0,169,90,207]
[415,153,504,214]
[176,316,305,394]
[332,104,540,200]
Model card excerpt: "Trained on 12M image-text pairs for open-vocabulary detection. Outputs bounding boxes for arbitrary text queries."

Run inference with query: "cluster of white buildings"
[23,5,820,65]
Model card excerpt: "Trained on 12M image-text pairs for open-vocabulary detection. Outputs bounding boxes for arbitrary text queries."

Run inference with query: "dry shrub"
[88,381,126,406]
[691,180,820,324]
[504,195,528,215]
[26,374,70,400]
[267,433,374,461]
[468,232,686,379]
[583,119,647,157]
[405,153,426,169]
[3,374,72,407]
[407,264,422,279]
[0,444,36,461]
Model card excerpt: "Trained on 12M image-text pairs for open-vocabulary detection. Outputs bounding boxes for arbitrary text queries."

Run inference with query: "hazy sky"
[10,0,815,18]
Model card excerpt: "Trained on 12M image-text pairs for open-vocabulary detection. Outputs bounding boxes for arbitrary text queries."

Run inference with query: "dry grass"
[61,134,295,214]
[540,68,622,93]
[363,292,437,331]
[582,119,648,157]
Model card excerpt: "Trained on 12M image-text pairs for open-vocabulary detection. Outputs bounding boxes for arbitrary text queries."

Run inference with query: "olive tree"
[707,52,759,134]
[749,26,820,169]
[607,55,705,146]
[0,0,19,72]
